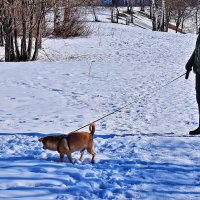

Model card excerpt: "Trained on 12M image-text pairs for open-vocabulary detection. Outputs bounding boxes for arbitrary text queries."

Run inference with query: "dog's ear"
[38,138,43,142]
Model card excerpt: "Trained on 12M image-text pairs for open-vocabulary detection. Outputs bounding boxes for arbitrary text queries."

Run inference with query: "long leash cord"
[70,72,186,133]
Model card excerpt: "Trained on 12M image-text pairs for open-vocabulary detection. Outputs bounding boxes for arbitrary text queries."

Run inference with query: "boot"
[189,111,200,135]
[189,127,200,135]
[189,101,200,135]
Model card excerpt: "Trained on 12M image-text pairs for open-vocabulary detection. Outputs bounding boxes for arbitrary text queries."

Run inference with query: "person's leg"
[189,73,200,135]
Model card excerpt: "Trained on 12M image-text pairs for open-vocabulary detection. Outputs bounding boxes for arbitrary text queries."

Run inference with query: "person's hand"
[185,70,191,79]
[185,63,192,72]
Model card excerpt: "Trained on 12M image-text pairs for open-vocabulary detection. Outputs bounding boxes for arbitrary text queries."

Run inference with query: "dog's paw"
[91,160,95,164]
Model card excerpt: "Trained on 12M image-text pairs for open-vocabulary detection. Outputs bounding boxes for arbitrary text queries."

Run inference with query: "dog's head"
[38,136,55,150]
[38,137,47,149]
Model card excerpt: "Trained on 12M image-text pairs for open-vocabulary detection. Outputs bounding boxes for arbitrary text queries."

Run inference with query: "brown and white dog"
[38,123,96,164]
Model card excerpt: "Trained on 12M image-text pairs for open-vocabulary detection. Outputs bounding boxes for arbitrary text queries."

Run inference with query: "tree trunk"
[4,17,15,62]
[32,18,42,61]
[111,7,119,23]
[140,0,145,12]
[27,13,34,60]
[0,0,3,46]
[165,11,170,32]
[181,17,186,33]
[175,20,180,33]
[0,24,4,46]
[5,34,15,62]
[54,1,61,34]
[92,6,99,22]
[158,0,166,32]
[14,18,20,60]
[149,0,152,19]
[196,8,199,34]
[21,1,28,61]
[175,13,181,33]
[152,0,157,31]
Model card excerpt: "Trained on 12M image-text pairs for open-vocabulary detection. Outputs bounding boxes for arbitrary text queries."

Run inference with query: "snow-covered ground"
[0,9,200,200]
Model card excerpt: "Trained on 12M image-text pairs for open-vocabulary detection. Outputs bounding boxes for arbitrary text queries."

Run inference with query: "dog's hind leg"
[79,148,85,161]
[87,146,96,164]
[91,151,96,164]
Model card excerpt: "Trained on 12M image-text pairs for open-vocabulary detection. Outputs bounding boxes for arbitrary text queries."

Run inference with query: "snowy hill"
[0,8,200,200]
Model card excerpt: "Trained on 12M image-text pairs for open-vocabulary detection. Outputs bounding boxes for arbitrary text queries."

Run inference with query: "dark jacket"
[186,34,200,74]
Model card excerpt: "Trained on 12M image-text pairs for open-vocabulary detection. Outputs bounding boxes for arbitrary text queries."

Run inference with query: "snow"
[0,9,200,200]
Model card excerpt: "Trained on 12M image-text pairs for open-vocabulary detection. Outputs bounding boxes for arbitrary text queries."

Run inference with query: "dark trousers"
[196,73,200,124]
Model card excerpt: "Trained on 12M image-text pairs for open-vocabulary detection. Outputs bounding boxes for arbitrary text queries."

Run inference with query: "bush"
[53,6,91,38]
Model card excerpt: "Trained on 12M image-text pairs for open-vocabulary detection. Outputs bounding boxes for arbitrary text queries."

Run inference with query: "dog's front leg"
[60,153,64,162]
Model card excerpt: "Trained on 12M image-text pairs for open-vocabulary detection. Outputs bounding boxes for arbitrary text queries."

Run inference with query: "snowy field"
[1,9,200,200]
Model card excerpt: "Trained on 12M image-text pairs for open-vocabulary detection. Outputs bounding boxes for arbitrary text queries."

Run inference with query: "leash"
[154,72,186,92]
[70,72,186,133]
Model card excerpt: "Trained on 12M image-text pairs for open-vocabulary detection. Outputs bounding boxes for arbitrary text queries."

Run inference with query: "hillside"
[0,8,199,200]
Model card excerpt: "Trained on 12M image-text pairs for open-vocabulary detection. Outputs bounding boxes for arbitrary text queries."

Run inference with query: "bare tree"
[53,0,61,34]
[1,0,53,62]
[53,0,91,38]
[0,0,4,47]
[150,0,196,33]
[2,0,16,61]
[0,23,3,47]
[158,0,166,31]
[126,0,134,14]
[151,0,158,31]
[165,0,174,31]
[191,0,200,33]
[84,0,103,22]
[0,0,90,61]
[111,0,119,23]
[195,5,200,33]
[170,0,194,33]
[151,0,168,32]
[140,0,145,11]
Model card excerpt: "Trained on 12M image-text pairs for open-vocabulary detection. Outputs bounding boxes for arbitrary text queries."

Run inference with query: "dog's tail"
[89,123,95,136]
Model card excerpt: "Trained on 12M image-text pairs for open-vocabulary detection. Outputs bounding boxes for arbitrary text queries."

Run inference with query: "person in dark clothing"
[185,31,200,135]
